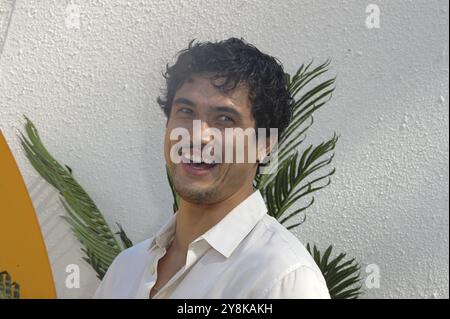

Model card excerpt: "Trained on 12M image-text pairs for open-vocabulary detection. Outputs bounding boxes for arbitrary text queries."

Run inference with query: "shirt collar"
[148,212,178,251]
[148,189,268,258]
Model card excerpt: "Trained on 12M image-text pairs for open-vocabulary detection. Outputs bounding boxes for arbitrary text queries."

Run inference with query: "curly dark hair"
[157,37,294,137]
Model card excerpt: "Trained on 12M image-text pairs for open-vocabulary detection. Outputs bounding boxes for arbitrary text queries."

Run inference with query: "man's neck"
[171,184,255,254]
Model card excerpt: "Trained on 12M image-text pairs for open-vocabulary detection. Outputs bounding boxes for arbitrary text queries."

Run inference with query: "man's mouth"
[179,151,219,176]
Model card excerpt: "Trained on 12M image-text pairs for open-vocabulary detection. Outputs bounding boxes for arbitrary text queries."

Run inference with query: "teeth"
[203,157,215,164]
[181,153,191,163]
[180,151,217,165]
[192,154,202,163]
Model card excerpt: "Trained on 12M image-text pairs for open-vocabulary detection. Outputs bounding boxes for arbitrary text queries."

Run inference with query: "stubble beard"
[171,168,220,205]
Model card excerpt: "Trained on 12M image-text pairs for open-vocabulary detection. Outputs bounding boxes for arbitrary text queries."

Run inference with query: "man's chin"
[175,185,219,205]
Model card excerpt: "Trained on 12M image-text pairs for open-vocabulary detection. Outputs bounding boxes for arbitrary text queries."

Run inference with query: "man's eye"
[179,107,193,115]
[218,115,233,122]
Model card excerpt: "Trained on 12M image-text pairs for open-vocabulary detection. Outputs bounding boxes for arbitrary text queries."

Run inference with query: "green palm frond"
[0,271,20,299]
[19,117,133,279]
[262,136,338,229]
[256,60,339,229]
[306,244,363,299]
[115,223,134,249]
[255,59,336,190]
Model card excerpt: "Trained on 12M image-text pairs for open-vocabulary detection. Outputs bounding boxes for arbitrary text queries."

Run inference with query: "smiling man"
[94,38,330,299]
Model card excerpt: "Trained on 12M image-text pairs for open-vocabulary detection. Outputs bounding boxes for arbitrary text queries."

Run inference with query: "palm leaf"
[19,117,133,279]
[0,271,20,299]
[255,60,339,229]
[260,136,338,227]
[115,223,134,249]
[255,59,336,190]
[306,244,364,299]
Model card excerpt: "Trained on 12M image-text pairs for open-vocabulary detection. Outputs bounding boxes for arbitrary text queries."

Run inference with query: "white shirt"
[94,190,330,299]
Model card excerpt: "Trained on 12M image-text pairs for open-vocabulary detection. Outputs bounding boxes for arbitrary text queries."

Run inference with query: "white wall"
[0,0,448,298]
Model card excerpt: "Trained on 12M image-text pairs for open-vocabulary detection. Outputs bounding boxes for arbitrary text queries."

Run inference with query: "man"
[94,38,330,299]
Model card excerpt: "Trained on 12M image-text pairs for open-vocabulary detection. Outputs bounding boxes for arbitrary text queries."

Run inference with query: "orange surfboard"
[0,130,56,298]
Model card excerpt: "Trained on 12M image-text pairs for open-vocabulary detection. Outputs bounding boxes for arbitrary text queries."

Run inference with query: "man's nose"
[199,120,214,145]
[192,120,213,145]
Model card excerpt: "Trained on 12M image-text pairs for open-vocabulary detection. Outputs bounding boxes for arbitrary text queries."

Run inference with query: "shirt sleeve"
[259,265,331,299]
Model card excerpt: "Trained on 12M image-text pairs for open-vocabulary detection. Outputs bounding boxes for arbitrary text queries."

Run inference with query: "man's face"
[163,73,259,205]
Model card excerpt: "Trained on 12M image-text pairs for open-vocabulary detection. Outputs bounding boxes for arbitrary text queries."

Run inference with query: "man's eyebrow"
[173,97,196,107]
[173,98,242,118]
[211,106,242,119]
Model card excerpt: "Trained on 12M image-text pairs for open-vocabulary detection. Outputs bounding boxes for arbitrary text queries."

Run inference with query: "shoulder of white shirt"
[256,214,326,279]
